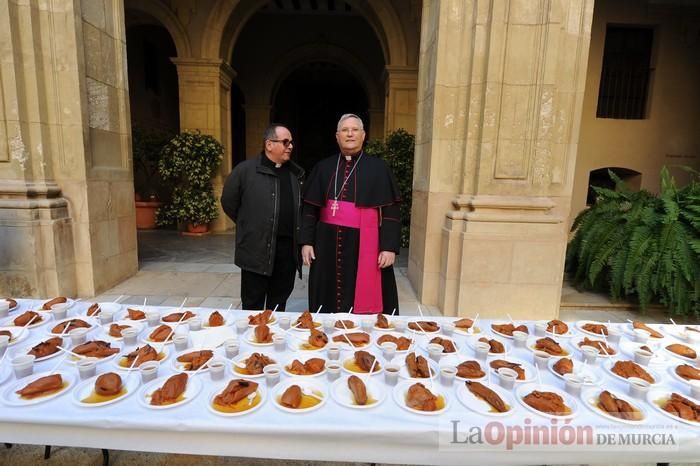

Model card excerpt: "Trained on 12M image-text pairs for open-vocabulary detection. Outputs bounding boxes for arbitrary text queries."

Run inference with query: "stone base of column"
[439,195,567,320]
[0,181,77,297]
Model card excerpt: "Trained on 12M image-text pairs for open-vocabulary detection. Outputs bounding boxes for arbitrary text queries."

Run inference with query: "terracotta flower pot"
[186,223,209,234]
[135,201,161,229]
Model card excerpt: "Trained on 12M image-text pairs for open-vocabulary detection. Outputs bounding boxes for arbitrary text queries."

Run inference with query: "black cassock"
[300,153,401,314]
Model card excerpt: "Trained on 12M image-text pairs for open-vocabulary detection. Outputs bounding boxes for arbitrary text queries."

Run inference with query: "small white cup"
[188,317,202,332]
[326,362,341,382]
[512,331,528,349]
[263,364,281,386]
[581,346,599,365]
[11,355,35,378]
[224,339,240,359]
[384,362,400,386]
[99,311,114,325]
[235,318,249,335]
[209,359,225,381]
[563,373,584,397]
[533,350,551,370]
[145,311,160,327]
[327,343,341,361]
[534,322,547,337]
[474,341,490,361]
[273,334,286,352]
[633,328,651,344]
[440,365,457,387]
[380,341,398,361]
[607,327,622,345]
[442,323,455,337]
[427,343,444,362]
[393,320,406,333]
[690,384,700,400]
[0,335,10,357]
[0,301,9,318]
[69,328,89,346]
[497,367,519,390]
[121,328,139,346]
[51,303,69,320]
[278,316,291,330]
[361,319,374,333]
[634,348,653,366]
[140,361,159,383]
[627,377,651,400]
[173,335,188,351]
[686,331,700,345]
[323,318,335,334]
[77,358,97,380]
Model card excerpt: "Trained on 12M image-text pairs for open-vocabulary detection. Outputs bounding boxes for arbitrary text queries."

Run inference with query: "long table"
[0,299,698,465]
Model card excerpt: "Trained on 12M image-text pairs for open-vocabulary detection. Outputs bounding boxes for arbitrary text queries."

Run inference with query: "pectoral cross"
[331,200,339,217]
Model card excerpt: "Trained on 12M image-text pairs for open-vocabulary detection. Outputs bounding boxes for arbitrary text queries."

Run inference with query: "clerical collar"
[341,151,362,162]
[262,154,283,169]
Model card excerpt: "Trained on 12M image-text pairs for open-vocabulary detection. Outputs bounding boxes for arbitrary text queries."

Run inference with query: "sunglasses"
[269,139,294,147]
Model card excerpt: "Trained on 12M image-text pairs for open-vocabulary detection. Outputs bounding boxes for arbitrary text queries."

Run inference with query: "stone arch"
[124,0,192,57]
[201,0,407,66]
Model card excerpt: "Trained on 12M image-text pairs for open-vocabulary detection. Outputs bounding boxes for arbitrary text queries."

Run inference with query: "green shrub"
[365,129,415,248]
[566,167,700,316]
[156,131,224,227]
[131,126,173,200]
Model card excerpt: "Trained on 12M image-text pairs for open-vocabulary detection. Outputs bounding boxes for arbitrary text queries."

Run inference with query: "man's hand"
[378,251,396,269]
[302,245,316,266]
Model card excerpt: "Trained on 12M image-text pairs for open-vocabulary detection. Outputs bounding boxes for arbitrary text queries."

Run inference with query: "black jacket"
[221,154,305,277]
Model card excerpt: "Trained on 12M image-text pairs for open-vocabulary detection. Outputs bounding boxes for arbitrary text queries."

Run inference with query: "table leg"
[44,445,51,459]
[102,448,109,466]
[4,443,12,449]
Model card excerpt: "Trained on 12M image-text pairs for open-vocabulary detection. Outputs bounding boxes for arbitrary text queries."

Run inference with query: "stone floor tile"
[159,296,205,307]
[120,295,168,306]
[204,264,240,273]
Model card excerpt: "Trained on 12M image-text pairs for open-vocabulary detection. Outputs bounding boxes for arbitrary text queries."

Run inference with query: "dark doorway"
[231,83,246,168]
[272,62,369,173]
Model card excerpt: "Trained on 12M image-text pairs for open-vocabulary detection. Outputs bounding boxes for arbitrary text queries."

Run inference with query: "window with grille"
[596,26,654,119]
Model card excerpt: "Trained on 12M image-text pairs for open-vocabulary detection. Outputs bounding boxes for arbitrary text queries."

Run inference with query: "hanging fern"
[566,167,700,316]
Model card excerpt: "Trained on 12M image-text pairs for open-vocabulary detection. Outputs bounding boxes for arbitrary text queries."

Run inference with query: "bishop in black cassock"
[300,114,401,315]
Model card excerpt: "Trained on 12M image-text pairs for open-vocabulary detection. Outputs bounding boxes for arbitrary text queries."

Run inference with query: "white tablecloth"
[0,300,698,465]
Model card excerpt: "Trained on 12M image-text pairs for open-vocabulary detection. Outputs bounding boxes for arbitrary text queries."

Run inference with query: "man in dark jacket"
[221,124,304,311]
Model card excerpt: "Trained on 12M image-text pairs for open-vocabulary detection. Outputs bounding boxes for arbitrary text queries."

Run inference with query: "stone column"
[410,0,594,318]
[384,65,418,134]
[0,0,136,298]
[243,103,271,160]
[171,58,236,232]
[367,107,385,142]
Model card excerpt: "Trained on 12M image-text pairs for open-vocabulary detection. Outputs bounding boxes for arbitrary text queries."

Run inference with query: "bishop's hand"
[302,245,316,266]
[378,251,395,269]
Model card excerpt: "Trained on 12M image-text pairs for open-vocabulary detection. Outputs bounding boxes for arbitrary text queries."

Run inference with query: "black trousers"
[241,236,296,312]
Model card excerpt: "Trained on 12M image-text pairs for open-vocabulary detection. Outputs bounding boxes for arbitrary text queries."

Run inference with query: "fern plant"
[566,167,700,316]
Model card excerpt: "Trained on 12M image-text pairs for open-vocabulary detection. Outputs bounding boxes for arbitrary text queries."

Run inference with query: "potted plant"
[156,131,224,234]
[131,127,173,229]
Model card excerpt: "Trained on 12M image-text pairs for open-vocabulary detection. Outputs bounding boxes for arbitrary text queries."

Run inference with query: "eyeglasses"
[268,139,294,147]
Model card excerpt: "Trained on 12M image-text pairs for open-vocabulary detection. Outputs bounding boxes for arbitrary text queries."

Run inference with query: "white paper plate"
[99,320,144,341]
[662,324,700,343]
[72,373,139,408]
[619,340,674,366]
[661,342,699,363]
[575,320,611,338]
[546,357,600,386]
[467,337,510,357]
[604,359,662,386]
[341,353,383,376]
[668,364,700,388]
[490,321,530,340]
[48,317,94,336]
[84,302,122,318]
[438,356,487,383]
[406,320,441,335]
[273,378,327,413]
[581,387,648,425]
[373,332,415,353]
[0,364,12,387]
[525,336,574,358]
[244,311,278,328]
[138,374,202,409]
[6,299,19,312]
[453,325,483,336]
[372,320,396,332]
[201,310,233,328]
[2,370,75,406]
[573,337,617,358]
[113,345,170,371]
[331,375,386,409]
[332,319,359,331]
[160,309,199,325]
[536,320,575,338]
[0,326,31,347]
[646,389,700,427]
[2,312,49,329]
[207,379,266,417]
[516,383,579,420]
[231,352,277,378]
[65,341,121,365]
[244,328,278,347]
[420,335,462,356]
[331,332,371,350]
[623,322,665,340]
[143,323,180,344]
[456,380,515,417]
[290,320,323,332]
[287,333,329,352]
[40,298,76,312]
[283,354,328,377]
[397,353,439,380]
[393,379,449,415]
[171,348,215,373]
[488,357,538,384]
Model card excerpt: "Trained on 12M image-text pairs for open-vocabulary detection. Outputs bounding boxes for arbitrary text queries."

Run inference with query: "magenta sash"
[320,200,382,314]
